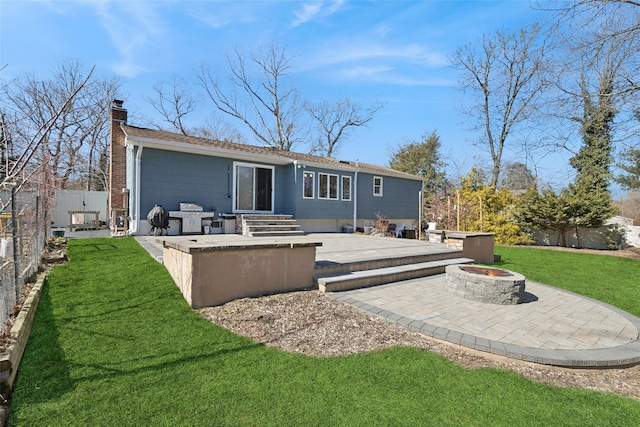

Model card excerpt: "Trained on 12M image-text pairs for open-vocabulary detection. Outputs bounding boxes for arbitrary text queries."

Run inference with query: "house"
[109,100,424,235]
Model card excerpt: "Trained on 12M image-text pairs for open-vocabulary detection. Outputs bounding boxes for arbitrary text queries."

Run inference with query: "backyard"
[7,238,640,426]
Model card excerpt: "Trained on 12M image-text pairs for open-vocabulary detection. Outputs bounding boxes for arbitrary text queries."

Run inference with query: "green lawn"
[9,238,640,426]
[493,245,640,317]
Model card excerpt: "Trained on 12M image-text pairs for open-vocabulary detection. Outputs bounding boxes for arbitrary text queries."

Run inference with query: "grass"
[493,245,640,317]
[8,238,640,426]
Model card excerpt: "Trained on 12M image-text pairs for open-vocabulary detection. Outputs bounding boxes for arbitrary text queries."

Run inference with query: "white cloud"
[341,65,393,79]
[291,0,346,27]
[188,3,255,29]
[337,65,453,87]
[110,61,145,79]
[92,1,165,78]
[292,3,322,26]
[302,42,449,75]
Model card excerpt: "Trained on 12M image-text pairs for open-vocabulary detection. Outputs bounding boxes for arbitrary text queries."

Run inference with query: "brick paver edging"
[329,285,640,368]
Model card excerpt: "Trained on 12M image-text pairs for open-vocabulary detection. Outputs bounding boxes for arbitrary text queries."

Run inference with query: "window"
[373,176,383,197]
[303,171,314,199]
[341,176,351,201]
[319,173,339,200]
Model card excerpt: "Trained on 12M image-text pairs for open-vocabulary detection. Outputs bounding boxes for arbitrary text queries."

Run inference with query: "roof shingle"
[122,124,423,181]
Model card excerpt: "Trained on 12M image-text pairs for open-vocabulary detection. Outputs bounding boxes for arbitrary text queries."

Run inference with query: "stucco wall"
[163,241,319,308]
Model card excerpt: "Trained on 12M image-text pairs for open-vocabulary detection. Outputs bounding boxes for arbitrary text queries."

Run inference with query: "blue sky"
[1,0,577,187]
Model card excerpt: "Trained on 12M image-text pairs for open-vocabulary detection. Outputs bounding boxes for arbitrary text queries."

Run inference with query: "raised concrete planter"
[444,232,495,264]
[0,270,46,397]
[163,239,322,308]
[446,264,526,305]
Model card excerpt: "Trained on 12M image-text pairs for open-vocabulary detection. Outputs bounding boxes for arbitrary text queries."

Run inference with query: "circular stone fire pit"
[445,264,526,305]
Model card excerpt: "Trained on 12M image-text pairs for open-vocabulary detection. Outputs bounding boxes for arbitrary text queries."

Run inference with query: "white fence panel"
[52,190,109,228]
[625,226,640,248]
[533,224,638,249]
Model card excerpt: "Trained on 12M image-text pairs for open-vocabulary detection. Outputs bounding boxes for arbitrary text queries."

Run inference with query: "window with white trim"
[341,175,351,201]
[319,173,339,200]
[303,171,314,199]
[373,176,383,197]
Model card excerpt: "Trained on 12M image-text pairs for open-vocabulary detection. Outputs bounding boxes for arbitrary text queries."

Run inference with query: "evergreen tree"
[515,186,573,247]
[566,72,618,233]
[570,74,615,192]
[388,131,447,193]
[616,148,640,190]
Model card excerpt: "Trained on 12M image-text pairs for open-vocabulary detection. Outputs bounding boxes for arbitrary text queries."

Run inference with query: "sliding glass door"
[233,162,274,213]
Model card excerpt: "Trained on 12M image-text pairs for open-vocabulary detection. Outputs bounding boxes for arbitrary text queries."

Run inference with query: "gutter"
[120,125,144,236]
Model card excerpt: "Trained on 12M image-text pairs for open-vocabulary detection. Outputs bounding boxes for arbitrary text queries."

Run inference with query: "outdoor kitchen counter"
[161,235,323,308]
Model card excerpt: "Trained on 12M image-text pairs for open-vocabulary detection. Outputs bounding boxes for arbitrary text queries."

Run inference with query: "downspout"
[352,162,358,233]
[293,160,298,183]
[129,142,144,235]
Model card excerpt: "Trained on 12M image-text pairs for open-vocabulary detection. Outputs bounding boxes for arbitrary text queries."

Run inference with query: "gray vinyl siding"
[356,174,422,220]
[135,147,420,222]
[293,167,355,219]
[138,148,296,217]
[139,149,233,216]
[276,165,296,215]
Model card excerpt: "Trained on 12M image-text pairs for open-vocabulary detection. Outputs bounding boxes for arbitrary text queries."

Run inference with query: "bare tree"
[197,43,306,151]
[305,98,383,157]
[451,23,552,187]
[144,75,197,136]
[1,60,120,190]
[1,67,93,198]
[540,1,639,42]
[142,75,247,143]
[188,116,248,143]
[542,0,640,194]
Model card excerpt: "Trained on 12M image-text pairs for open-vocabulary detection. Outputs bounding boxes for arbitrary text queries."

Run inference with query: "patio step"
[317,257,473,293]
[241,214,304,237]
[314,250,466,277]
[248,230,306,237]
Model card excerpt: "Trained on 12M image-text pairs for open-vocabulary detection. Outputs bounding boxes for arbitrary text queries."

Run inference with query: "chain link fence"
[0,187,46,331]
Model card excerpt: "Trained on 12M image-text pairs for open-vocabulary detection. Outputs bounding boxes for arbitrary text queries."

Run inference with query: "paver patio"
[134,233,640,367]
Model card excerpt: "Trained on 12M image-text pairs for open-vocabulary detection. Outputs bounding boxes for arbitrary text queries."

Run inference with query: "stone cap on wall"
[162,237,322,254]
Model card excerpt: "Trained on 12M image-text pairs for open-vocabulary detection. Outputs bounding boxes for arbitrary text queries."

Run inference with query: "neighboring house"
[109,100,423,235]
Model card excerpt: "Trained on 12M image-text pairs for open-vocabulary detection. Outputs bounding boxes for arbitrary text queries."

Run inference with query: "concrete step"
[248,230,306,237]
[317,257,473,293]
[241,214,302,237]
[241,214,293,220]
[242,219,300,227]
[243,224,300,231]
[314,250,466,277]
